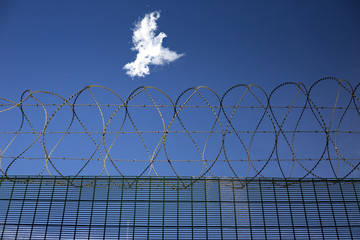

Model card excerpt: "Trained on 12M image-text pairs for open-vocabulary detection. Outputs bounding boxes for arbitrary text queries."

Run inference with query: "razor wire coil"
[0,77,359,188]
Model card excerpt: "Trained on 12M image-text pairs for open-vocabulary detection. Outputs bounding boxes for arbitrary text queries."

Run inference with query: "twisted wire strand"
[0,77,359,189]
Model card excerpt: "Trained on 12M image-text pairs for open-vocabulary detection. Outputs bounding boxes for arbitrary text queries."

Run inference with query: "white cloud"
[123,11,184,78]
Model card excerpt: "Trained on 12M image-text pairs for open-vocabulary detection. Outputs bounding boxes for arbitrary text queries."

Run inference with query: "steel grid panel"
[0,176,359,239]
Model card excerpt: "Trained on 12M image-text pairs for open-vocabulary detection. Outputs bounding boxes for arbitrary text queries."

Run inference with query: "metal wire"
[0,77,359,188]
[0,176,358,239]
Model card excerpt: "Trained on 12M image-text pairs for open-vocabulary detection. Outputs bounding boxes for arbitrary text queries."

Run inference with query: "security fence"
[1,78,360,239]
[0,176,359,239]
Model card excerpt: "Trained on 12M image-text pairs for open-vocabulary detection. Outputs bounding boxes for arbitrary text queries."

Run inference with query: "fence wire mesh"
[0,176,359,239]
[1,78,360,239]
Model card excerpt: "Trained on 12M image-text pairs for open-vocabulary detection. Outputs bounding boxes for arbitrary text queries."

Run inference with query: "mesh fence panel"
[0,176,359,239]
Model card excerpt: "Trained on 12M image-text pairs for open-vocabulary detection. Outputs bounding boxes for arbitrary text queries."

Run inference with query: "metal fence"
[1,78,359,239]
[0,176,359,239]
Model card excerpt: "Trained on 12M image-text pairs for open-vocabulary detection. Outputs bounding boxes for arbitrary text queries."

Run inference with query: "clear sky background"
[0,0,359,179]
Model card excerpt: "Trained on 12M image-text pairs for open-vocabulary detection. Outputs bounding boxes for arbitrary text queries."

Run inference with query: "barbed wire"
[0,77,359,189]
[2,156,360,162]
[1,103,359,109]
[1,130,359,134]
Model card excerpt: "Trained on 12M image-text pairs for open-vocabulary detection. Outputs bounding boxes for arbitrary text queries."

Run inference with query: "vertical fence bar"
[73,177,83,239]
[231,178,238,239]
[272,179,282,239]
[44,176,56,240]
[147,176,152,240]
[162,177,165,240]
[285,180,296,239]
[29,176,43,240]
[217,178,223,240]
[204,178,209,240]
[15,177,30,239]
[177,177,180,240]
[88,177,97,239]
[312,179,325,239]
[59,177,70,238]
[191,177,194,240]
[117,177,125,239]
[326,179,339,238]
[132,179,138,240]
[258,180,267,239]
[103,177,111,239]
[338,181,353,239]
[246,181,253,240]
[298,180,310,239]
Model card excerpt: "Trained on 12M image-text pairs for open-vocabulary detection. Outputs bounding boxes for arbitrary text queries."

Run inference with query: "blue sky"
[0,0,359,179]
[1,0,359,95]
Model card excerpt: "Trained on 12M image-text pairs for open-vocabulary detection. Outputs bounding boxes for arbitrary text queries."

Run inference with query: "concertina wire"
[0,77,359,188]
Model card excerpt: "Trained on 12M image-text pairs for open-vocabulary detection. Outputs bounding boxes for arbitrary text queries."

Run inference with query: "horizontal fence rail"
[0,77,359,187]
